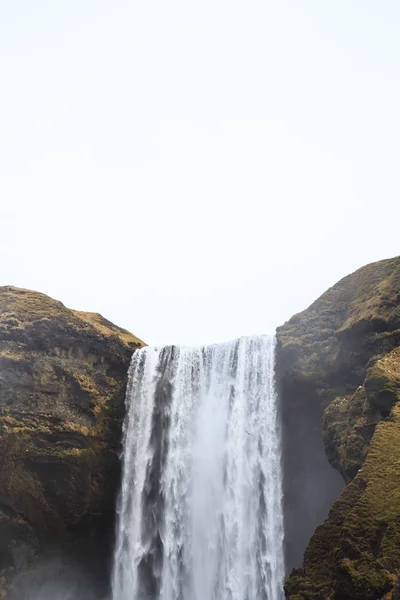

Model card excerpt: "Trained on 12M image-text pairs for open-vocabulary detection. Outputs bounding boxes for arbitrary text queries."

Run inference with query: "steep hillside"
[276,256,400,598]
[0,286,145,598]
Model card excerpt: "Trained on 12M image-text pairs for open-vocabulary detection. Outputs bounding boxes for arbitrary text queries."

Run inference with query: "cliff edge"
[0,286,145,598]
[276,256,400,599]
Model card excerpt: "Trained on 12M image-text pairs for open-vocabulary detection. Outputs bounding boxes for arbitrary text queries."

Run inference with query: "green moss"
[323,386,379,481]
[286,347,400,599]
[0,286,145,350]
[277,256,400,392]
[338,260,400,333]
[0,285,146,592]
[365,350,400,414]
[74,310,145,348]
[278,257,400,599]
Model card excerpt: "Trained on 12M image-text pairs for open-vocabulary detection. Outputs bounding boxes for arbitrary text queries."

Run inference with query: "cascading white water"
[112,335,284,600]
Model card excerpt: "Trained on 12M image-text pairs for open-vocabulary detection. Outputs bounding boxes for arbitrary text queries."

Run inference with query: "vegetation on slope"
[277,256,400,598]
[0,286,145,598]
[277,256,400,392]
[286,347,400,599]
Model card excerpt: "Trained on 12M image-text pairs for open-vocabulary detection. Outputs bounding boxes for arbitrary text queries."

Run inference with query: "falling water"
[112,335,284,600]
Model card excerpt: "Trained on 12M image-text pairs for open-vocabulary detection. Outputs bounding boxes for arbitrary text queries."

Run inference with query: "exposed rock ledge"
[0,286,145,598]
[276,256,400,599]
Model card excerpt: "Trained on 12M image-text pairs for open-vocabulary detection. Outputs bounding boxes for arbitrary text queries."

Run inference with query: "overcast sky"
[0,1,399,346]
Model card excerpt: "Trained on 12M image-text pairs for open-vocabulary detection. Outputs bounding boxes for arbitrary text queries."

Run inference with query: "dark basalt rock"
[0,286,145,598]
[276,256,400,599]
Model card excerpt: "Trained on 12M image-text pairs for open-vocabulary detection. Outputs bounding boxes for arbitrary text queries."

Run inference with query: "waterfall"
[112,335,284,600]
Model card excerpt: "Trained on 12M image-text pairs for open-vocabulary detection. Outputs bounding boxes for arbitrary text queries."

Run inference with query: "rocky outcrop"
[276,256,400,599]
[0,286,145,598]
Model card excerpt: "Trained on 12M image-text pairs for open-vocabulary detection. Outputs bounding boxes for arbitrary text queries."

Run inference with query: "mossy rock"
[277,256,400,596]
[283,338,400,597]
[0,286,145,597]
[323,385,380,482]
[277,256,400,393]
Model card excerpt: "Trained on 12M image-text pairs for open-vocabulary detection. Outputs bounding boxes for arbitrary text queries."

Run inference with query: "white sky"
[0,1,399,346]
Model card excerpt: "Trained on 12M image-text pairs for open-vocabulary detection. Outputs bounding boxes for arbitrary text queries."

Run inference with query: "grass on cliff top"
[0,286,145,349]
[75,310,145,348]
[279,256,400,347]
[339,258,400,333]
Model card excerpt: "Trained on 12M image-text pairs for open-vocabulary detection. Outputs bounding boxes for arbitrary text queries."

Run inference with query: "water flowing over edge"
[112,335,285,600]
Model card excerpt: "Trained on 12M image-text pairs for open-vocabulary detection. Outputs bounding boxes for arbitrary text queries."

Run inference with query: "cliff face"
[0,286,145,598]
[276,257,400,599]
[3,258,400,599]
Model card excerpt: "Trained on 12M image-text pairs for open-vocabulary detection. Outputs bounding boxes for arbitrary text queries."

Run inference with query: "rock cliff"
[276,256,400,599]
[3,256,400,600]
[0,286,145,598]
